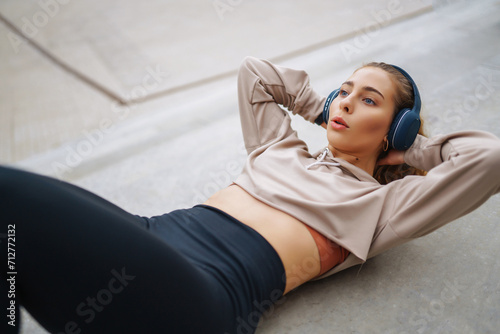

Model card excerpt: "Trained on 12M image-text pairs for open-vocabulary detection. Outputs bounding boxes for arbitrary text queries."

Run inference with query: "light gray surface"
[0,0,431,100]
[0,0,432,163]
[1,0,499,333]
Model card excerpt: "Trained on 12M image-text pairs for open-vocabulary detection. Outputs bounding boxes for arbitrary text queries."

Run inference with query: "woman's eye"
[364,98,375,105]
[340,90,348,97]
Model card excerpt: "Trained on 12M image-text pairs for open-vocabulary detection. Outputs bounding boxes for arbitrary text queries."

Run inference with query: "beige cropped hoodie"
[233,57,500,279]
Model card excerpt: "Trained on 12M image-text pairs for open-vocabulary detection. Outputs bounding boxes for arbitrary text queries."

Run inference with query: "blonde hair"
[359,62,427,184]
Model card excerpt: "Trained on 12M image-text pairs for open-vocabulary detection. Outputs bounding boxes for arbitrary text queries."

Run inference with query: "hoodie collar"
[308,147,379,184]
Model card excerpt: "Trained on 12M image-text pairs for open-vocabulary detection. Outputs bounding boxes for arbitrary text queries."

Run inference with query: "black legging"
[0,166,285,334]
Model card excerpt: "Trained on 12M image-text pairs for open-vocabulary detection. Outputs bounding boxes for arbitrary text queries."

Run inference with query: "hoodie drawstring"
[306,148,341,170]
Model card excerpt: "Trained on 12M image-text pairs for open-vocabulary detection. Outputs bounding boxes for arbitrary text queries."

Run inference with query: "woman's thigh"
[0,166,231,334]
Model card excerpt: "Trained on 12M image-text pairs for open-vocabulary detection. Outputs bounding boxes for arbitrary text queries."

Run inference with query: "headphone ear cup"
[387,64,422,150]
[388,108,421,150]
[323,89,340,124]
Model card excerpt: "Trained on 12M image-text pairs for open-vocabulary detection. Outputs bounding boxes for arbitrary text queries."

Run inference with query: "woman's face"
[326,66,396,159]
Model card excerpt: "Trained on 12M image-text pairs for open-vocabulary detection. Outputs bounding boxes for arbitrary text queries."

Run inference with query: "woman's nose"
[338,96,352,113]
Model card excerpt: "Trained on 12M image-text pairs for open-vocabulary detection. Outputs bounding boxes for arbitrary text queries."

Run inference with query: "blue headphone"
[321,65,421,151]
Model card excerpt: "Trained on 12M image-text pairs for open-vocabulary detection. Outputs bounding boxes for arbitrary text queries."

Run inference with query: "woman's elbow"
[479,143,500,190]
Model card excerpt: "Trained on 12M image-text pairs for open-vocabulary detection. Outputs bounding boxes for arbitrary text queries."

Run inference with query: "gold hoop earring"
[383,140,389,152]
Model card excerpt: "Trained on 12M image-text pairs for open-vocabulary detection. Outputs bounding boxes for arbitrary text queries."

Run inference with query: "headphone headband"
[389,64,421,116]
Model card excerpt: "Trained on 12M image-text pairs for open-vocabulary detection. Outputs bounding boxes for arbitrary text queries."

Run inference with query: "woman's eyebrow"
[341,81,385,100]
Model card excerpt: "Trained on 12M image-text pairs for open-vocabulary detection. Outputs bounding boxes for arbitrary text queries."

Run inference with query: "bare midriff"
[204,184,320,295]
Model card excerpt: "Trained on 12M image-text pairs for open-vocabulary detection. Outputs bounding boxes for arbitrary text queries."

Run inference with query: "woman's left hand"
[377,149,405,166]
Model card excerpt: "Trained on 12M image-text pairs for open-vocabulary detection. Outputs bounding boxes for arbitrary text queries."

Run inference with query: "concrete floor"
[1,0,500,333]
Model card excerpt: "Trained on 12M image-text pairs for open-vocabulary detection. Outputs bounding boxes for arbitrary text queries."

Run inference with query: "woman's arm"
[237,56,325,154]
[371,131,500,257]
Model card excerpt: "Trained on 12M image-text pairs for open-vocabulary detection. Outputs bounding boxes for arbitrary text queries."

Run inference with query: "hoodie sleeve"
[237,56,325,154]
[370,131,500,257]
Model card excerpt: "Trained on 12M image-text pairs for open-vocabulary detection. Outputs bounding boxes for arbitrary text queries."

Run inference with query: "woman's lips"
[331,116,349,130]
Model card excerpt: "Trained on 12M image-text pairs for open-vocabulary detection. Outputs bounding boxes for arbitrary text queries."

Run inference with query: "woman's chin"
[327,132,350,148]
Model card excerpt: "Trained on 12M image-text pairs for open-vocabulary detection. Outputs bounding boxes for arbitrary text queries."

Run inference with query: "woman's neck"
[328,146,378,176]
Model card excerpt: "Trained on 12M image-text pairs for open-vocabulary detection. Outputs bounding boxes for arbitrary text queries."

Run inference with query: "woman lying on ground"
[2,56,500,334]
